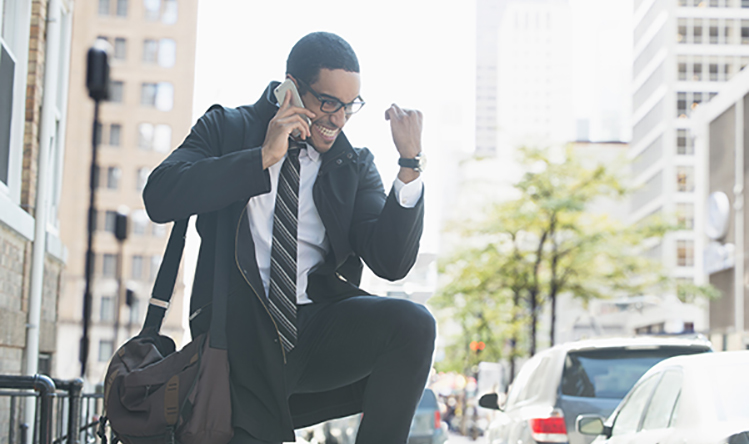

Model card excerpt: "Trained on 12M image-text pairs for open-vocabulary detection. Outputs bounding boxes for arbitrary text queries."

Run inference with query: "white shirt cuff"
[393,177,424,208]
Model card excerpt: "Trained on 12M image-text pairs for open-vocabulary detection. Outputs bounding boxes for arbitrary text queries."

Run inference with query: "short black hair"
[286,32,360,86]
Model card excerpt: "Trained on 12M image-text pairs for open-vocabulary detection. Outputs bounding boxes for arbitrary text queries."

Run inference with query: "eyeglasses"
[296,78,365,115]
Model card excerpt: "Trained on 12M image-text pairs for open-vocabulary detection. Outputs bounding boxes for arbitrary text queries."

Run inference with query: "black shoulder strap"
[142,218,189,331]
[141,104,248,334]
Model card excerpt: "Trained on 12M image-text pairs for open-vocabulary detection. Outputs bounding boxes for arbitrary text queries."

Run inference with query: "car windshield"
[561,347,705,399]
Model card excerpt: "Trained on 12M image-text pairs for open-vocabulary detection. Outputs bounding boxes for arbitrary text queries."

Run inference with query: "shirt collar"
[299,141,321,162]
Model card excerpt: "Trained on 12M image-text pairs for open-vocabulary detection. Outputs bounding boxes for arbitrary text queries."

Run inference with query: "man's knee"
[389,299,436,349]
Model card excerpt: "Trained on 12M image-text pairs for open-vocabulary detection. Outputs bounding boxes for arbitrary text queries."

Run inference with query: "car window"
[641,370,683,430]
[418,389,438,409]
[611,375,659,436]
[561,347,704,399]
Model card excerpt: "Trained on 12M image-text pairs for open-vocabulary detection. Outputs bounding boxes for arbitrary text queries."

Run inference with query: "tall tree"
[432,145,708,374]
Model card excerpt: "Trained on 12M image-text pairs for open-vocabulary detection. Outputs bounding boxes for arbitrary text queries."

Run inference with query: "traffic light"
[469,341,486,353]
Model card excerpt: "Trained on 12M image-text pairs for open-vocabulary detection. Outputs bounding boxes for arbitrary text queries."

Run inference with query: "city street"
[446,432,487,444]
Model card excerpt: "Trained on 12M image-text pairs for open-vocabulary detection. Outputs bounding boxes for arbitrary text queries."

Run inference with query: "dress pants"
[230,295,437,444]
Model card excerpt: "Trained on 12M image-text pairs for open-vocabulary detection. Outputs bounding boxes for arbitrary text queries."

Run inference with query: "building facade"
[0,0,74,431]
[56,0,198,381]
[630,0,749,289]
[693,65,749,351]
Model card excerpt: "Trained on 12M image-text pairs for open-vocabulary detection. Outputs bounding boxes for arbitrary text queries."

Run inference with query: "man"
[143,32,435,444]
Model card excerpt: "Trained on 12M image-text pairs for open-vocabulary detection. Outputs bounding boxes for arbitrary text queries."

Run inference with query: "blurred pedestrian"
[143,32,434,444]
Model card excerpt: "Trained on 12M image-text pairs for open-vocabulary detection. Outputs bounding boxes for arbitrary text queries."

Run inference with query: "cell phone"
[274,79,311,137]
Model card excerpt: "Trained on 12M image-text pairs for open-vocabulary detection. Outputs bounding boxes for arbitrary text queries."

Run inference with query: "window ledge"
[0,193,35,241]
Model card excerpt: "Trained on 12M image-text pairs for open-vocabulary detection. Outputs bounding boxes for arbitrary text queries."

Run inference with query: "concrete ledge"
[0,193,35,241]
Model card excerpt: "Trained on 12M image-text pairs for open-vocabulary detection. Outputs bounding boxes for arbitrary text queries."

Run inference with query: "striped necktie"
[268,140,303,352]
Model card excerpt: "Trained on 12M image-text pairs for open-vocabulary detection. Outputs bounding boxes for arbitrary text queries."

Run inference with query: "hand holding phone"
[274,79,311,138]
[262,79,315,169]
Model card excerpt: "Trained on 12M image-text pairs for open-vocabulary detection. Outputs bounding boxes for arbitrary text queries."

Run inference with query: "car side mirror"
[576,414,608,436]
[478,393,502,411]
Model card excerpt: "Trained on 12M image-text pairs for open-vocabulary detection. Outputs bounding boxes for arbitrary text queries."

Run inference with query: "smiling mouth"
[314,123,339,141]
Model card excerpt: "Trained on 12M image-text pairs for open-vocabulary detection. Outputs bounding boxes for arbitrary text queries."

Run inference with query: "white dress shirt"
[248,143,423,305]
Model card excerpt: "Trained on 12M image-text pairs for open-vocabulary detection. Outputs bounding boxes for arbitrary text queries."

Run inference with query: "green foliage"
[432,145,716,372]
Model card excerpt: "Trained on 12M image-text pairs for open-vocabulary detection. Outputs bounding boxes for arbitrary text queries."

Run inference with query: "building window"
[107,166,121,189]
[144,0,161,20]
[677,129,694,155]
[102,254,117,277]
[710,21,719,44]
[129,298,140,325]
[152,223,166,237]
[678,19,687,43]
[99,340,114,362]
[143,39,158,63]
[136,168,151,191]
[99,0,111,15]
[677,92,687,117]
[132,210,148,235]
[104,210,117,233]
[676,166,695,192]
[694,21,703,44]
[677,203,695,229]
[100,296,114,322]
[95,122,103,145]
[710,63,718,81]
[725,24,734,44]
[678,62,687,80]
[742,20,749,44]
[162,0,178,24]
[141,82,174,111]
[154,124,172,152]
[109,124,121,146]
[677,240,695,267]
[132,255,144,280]
[109,80,124,103]
[138,123,154,149]
[158,39,176,67]
[150,255,162,281]
[116,0,128,17]
[113,38,126,60]
[725,63,733,81]
[693,63,702,81]
[692,92,702,110]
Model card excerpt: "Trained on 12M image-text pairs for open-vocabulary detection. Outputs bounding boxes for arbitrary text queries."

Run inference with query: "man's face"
[297,68,361,153]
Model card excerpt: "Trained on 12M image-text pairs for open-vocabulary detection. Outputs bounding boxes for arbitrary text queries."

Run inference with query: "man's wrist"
[398,152,426,173]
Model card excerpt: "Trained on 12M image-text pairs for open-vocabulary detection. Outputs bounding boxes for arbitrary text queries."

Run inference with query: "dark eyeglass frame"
[295,78,365,115]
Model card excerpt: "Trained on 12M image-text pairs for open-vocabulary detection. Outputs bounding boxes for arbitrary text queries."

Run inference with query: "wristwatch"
[398,152,427,173]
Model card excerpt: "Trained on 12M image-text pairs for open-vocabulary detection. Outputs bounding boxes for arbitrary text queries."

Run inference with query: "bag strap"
[142,218,189,331]
[141,104,247,335]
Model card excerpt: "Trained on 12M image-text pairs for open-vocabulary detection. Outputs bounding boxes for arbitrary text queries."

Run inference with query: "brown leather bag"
[99,219,233,444]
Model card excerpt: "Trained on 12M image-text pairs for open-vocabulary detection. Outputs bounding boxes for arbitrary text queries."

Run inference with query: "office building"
[56,0,198,381]
[630,0,749,288]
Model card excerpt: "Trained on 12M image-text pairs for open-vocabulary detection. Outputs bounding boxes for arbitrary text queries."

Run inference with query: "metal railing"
[0,375,105,444]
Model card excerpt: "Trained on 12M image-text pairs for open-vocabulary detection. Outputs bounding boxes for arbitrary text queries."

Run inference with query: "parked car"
[408,388,449,444]
[577,350,749,444]
[479,336,712,444]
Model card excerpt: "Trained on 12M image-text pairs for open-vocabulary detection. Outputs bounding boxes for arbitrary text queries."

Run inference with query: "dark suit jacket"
[142,82,425,441]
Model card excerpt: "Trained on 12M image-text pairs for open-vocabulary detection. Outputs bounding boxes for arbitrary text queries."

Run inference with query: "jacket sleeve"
[143,106,271,223]
[349,154,425,281]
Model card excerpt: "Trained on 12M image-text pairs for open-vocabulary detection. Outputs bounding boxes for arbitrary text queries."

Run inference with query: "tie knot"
[287,139,305,160]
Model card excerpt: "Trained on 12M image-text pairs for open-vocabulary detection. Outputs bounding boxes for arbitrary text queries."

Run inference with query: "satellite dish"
[705,191,730,240]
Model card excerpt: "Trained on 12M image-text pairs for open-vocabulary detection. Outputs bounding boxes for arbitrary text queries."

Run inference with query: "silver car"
[479,336,712,444]
[577,350,749,444]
